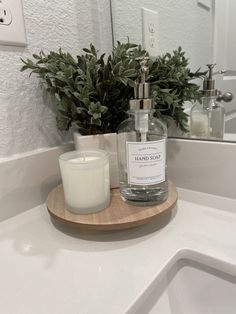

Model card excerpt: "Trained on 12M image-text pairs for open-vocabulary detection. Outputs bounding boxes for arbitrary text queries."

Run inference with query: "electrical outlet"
[0,0,27,46]
[142,8,158,56]
[149,37,155,48]
[148,22,155,33]
[0,4,12,25]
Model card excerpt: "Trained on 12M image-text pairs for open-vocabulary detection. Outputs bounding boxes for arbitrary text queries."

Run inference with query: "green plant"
[20,43,143,135]
[148,47,206,131]
[21,42,205,134]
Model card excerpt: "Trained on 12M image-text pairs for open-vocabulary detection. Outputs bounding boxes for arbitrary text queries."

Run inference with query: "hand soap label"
[126,140,166,185]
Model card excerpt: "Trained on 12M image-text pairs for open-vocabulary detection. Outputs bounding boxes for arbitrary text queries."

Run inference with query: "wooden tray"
[46,181,177,231]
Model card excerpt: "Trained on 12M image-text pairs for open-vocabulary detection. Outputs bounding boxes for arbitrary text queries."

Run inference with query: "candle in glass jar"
[59,150,110,214]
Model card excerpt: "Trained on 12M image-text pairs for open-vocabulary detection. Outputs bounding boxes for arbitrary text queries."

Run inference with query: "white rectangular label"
[126,140,166,185]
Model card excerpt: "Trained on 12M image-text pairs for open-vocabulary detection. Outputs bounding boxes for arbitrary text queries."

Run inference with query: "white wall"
[111,0,213,70]
[214,0,236,116]
[0,0,112,158]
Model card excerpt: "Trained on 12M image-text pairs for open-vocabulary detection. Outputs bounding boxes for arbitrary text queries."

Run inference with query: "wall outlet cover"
[0,4,12,25]
[0,0,27,46]
[142,8,159,57]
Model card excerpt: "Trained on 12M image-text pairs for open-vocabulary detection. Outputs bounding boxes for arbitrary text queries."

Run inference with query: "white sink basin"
[128,253,236,314]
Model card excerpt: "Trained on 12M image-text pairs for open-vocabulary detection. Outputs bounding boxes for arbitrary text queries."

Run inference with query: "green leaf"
[83,48,91,53]
[93,112,101,119]
[56,115,71,131]
[91,117,102,126]
[116,76,128,85]
[122,69,136,78]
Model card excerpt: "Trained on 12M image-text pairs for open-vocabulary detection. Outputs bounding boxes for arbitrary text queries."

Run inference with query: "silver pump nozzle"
[203,64,217,96]
[134,56,151,99]
[130,56,154,110]
[202,64,234,102]
[137,56,149,82]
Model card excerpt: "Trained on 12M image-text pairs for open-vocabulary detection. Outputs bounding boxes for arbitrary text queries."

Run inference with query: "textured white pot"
[74,132,119,188]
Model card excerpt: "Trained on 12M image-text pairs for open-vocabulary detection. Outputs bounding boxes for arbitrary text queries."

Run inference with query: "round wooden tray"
[46,181,177,231]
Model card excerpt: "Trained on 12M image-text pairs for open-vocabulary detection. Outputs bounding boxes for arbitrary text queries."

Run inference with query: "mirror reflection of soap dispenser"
[190,66,211,138]
[204,64,225,139]
[190,64,233,139]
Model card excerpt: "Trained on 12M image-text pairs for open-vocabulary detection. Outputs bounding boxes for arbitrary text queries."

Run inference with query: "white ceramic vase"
[74,132,119,188]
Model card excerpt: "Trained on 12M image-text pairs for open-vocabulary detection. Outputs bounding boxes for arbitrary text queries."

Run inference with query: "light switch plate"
[0,0,27,46]
[142,8,159,57]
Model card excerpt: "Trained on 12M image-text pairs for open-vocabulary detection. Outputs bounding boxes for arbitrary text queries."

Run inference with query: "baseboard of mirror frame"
[0,138,235,221]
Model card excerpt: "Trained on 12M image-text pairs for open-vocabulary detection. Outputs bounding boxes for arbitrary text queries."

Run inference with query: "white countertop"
[1,188,236,314]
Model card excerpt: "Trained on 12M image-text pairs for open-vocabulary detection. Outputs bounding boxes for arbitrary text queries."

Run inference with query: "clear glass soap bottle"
[117,57,168,206]
[207,96,225,139]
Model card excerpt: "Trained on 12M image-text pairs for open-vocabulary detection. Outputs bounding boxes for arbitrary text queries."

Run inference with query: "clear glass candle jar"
[59,150,110,214]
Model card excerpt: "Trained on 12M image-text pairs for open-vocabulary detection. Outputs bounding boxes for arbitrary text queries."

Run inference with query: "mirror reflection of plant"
[21,43,205,135]
[148,47,206,132]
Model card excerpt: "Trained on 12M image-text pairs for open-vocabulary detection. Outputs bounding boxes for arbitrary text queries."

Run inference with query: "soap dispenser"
[117,57,168,206]
[190,64,231,139]
[203,64,225,139]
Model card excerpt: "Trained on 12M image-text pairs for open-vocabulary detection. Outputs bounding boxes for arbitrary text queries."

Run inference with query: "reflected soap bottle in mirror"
[190,64,233,140]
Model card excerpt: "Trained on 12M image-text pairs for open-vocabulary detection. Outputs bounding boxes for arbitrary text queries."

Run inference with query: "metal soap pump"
[117,57,168,206]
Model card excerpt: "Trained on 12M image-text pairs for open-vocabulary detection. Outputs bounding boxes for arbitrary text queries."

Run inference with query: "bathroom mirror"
[110,0,236,142]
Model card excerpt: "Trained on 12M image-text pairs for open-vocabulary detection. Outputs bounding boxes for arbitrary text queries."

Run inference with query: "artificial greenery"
[148,47,206,131]
[21,42,205,134]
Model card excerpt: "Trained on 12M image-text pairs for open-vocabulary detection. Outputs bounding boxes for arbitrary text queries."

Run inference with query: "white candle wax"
[59,150,110,214]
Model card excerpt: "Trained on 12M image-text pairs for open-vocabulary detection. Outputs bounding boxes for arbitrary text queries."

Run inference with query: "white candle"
[59,150,110,214]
